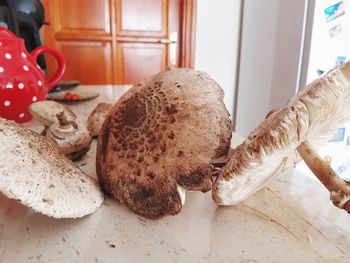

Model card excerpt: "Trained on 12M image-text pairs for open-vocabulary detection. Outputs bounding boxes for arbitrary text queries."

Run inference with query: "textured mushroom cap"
[213,61,350,205]
[0,118,104,218]
[29,100,76,127]
[97,68,232,218]
[87,103,113,137]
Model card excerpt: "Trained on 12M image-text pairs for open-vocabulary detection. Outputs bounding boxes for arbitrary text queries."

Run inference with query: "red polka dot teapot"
[0,26,66,123]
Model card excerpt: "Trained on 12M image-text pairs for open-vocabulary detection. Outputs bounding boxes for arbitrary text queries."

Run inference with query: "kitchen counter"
[1,85,350,263]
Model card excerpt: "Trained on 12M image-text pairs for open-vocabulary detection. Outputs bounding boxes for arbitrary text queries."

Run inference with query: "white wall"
[194,0,241,119]
[235,0,307,136]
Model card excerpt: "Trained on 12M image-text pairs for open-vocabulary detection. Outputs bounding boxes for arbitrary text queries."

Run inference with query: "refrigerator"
[299,0,350,181]
[234,0,350,181]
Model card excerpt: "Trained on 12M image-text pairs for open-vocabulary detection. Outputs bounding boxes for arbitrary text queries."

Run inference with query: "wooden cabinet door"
[41,0,195,85]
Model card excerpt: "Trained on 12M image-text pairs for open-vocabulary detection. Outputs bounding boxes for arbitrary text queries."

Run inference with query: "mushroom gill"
[96,68,232,219]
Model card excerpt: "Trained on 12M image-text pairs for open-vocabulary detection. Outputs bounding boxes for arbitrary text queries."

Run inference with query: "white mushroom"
[29,101,92,160]
[87,103,113,137]
[46,112,92,161]
[29,100,76,127]
[0,117,104,218]
[96,68,232,219]
[213,61,350,213]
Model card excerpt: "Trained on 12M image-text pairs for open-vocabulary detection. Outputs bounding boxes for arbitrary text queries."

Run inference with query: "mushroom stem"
[56,112,78,130]
[57,111,69,126]
[297,140,350,213]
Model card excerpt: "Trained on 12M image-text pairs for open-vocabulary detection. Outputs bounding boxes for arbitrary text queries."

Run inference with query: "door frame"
[181,0,196,68]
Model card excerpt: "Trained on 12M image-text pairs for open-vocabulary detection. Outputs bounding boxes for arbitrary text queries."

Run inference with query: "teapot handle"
[30,47,66,92]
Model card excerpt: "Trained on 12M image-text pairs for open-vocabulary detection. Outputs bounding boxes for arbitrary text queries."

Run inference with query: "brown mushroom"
[0,117,104,218]
[87,102,113,137]
[96,68,232,219]
[213,61,350,213]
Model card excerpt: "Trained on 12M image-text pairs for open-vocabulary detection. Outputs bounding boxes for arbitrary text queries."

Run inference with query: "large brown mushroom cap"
[97,68,232,218]
[213,61,350,205]
[0,118,104,218]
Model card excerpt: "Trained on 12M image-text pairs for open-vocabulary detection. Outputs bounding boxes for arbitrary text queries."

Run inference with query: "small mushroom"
[29,100,76,127]
[29,101,92,160]
[46,112,93,161]
[96,68,232,219]
[213,61,350,212]
[87,103,113,137]
[0,117,104,218]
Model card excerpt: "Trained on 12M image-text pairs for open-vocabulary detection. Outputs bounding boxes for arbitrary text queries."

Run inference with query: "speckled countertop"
[1,85,350,263]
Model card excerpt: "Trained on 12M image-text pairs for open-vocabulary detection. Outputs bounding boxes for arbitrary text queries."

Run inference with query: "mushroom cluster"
[4,61,349,220]
[96,68,232,218]
[213,61,350,213]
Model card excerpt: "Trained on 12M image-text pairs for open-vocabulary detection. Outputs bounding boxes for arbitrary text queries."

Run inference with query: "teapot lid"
[0,26,17,39]
[0,26,25,50]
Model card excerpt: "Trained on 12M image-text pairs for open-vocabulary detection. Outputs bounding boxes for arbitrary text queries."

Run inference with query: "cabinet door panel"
[117,0,167,37]
[117,43,166,84]
[58,41,113,84]
[58,0,111,35]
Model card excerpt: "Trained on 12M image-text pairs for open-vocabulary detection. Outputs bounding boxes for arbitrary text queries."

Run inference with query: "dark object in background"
[7,0,45,27]
[316,68,325,76]
[50,80,81,93]
[0,0,46,70]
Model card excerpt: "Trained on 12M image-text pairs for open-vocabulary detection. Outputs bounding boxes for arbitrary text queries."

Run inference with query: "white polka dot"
[5,53,12,59]
[19,113,25,118]
[32,96,37,102]
[6,83,13,89]
[23,65,29,71]
[18,83,24,89]
[0,67,4,73]
[21,52,27,58]
[4,100,10,107]
[38,80,43,86]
